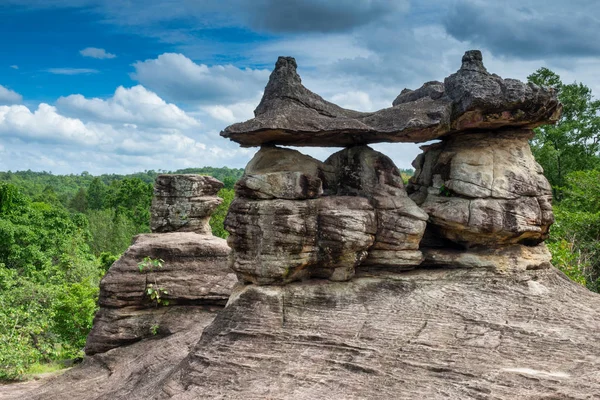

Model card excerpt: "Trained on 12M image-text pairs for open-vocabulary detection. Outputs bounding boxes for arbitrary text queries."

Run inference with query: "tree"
[87,178,106,210]
[210,188,234,239]
[69,188,88,213]
[528,68,600,193]
[105,178,153,229]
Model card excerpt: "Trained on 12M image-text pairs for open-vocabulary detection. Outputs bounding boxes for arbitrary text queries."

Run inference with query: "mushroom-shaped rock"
[221,51,560,147]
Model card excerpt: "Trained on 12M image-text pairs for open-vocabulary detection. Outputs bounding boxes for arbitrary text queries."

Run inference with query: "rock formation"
[225,146,427,285]
[221,51,561,147]
[8,51,600,400]
[151,174,223,234]
[407,130,554,248]
[85,174,235,355]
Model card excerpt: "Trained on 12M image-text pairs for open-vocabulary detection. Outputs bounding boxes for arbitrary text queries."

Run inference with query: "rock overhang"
[221,50,561,147]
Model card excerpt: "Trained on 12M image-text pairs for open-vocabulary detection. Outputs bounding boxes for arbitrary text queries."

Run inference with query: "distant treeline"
[0,166,243,380]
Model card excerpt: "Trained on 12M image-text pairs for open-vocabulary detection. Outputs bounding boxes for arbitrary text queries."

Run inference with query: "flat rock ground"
[3,267,600,400]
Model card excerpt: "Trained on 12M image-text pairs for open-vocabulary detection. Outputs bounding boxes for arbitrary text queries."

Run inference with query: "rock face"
[221,51,560,147]
[11,268,600,400]
[85,175,235,355]
[226,146,427,285]
[151,174,223,234]
[324,146,428,268]
[407,130,554,247]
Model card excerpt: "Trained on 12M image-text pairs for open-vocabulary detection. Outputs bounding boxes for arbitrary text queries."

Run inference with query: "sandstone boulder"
[325,146,428,268]
[221,51,560,147]
[85,232,235,355]
[151,174,223,234]
[225,196,376,285]
[408,130,554,247]
[235,146,335,199]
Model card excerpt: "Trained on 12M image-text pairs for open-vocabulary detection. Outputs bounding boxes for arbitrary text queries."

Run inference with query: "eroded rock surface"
[151,174,223,234]
[153,268,600,400]
[325,146,428,268]
[85,232,235,355]
[221,51,560,147]
[10,268,600,400]
[225,196,376,285]
[408,130,554,247]
[226,145,427,284]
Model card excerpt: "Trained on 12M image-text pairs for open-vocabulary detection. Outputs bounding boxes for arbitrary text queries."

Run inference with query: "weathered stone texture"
[221,51,560,147]
[408,130,554,247]
[151,174,223,234]
[85,232,235,355]
[325,146,428,268]
[226,145,428,284]
[152,268,600,400]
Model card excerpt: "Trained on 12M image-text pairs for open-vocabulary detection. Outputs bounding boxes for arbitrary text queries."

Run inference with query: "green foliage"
[87,178,106,210]
[528,68,600,194]
[137,256,164,272]
[51,281,99,350]
[548,170,600,292]
[99,252,119,272]
[105,178,153,229]
[210,188,234,239]
[150,324,159,336]
[86,209,138,257]
[0,167,241,379]
[526,68,600,292]
[438,184,452,197]
[137,257,169,306]
[69,188,88,213]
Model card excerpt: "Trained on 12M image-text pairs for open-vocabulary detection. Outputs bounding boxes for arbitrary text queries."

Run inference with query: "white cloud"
[199,98,258,124]
[131,53,269,104]
[79,47,117,59]
[57,85,201,130]
[0,104,104,145]
[47,68,99,75]
[0,84,259,174]
[10,65,18,70]
[0,85,22,105]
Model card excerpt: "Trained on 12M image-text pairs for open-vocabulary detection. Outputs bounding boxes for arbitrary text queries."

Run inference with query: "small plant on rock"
[439,184,452,197]
[137,257,169,306]
[149,324,160,336]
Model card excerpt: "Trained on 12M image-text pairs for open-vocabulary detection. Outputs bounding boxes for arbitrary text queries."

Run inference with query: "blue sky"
[1,0,599,174]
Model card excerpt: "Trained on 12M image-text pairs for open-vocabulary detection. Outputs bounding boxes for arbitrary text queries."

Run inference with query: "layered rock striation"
[226,146,427,285]
[151,174,223,234]
[85,174,235,355]
[221,51,560,147]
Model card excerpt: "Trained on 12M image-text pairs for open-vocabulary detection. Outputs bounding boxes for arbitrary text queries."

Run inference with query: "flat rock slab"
[157,268,600,399]
[221,51,561,147]
[7,267,600,399]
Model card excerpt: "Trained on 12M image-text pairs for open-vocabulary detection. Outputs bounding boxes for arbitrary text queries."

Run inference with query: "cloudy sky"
[1,0,598,174]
